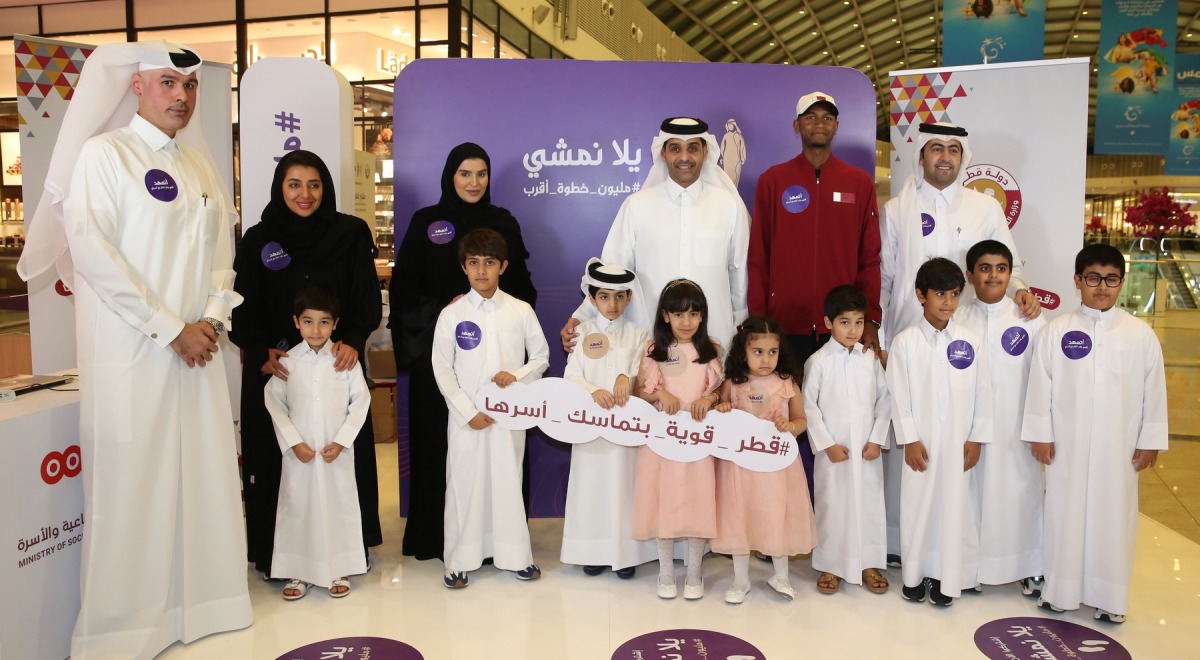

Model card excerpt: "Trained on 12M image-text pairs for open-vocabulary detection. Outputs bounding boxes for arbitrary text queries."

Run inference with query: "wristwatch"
[200,316,226,336]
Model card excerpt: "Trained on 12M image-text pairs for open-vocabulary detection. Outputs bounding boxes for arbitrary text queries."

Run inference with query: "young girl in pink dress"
[633,279,724,600]
[712,316,817,604]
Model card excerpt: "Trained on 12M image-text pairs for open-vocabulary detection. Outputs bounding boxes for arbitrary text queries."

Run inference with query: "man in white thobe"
[878,122,1040,564]
[561,117,750,351]
[19,41,251,658]
[1023,243,1167,622]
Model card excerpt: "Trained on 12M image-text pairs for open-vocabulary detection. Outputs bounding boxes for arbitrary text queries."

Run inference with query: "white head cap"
[796,91,839,117]
[19,40,216,283]
[580,257,648,328]
[643,117,740,195]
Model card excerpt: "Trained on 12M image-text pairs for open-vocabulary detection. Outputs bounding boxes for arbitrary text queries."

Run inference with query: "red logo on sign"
[1030,287,1061,311]
[54,279,73,297]
[42,445,82,484]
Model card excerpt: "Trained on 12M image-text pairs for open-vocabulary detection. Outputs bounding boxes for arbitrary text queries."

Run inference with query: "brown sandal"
[862,568,889,594]
[817,572,840,594]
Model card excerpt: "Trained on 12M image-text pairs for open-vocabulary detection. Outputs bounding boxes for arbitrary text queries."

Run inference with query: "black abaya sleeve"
[389,210,443,371]
[333,220,383,356]
[229,230,272,372]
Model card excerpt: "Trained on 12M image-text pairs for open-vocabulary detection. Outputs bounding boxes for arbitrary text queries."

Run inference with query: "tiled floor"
[155,311,1200,659]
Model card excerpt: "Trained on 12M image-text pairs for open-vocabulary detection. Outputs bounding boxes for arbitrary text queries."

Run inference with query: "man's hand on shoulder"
[1015,289,1043,320]
[561,317,581,353]
[170,322,219,368]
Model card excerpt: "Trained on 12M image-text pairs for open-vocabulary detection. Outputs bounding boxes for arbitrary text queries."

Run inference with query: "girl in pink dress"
[712,316,817,604]
[633,279,724,600]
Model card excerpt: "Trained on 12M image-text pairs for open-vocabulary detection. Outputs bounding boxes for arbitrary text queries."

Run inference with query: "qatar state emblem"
[963,163,1022,229]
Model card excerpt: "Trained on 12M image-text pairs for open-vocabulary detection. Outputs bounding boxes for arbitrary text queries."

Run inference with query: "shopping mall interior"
[1,1,1198,658]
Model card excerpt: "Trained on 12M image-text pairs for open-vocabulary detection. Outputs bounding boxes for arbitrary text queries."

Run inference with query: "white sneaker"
[1094,607,1126,624]
[767,575,797,601]
[657,576,677,599]
[724,582,750,604]
[683,576,704,600]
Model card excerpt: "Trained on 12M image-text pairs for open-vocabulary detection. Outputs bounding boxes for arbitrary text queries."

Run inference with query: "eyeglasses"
[799,114,836,124]
[1081,273,1124,287]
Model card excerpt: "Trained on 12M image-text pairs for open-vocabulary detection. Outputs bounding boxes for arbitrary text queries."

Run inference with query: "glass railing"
[1087,235,1200,315]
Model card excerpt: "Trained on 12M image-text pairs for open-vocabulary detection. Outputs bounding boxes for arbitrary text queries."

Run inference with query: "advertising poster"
[393,59,877,515]
[1166,53,1200,174]
[1095,0,1177,154]
[941,0,1047,66]
[890,59,1090,321]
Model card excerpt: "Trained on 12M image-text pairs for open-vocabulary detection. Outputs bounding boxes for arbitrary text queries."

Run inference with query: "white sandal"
[329,577,351,598]
[282,579,309,600]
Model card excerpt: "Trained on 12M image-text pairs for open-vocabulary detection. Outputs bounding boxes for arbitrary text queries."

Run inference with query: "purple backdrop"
[393,59,876,516]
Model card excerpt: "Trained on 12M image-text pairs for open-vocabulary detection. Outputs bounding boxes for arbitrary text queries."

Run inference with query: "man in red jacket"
[748,91,882,500]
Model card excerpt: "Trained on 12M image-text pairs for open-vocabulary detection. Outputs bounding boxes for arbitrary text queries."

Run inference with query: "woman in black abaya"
[231,150,383,577]
[390,142,537,560]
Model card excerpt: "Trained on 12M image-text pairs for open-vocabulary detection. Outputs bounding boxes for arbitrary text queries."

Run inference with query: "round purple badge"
[974,617,1130,660]
[1061,330,1092,360]
[612,629,764,660]
[261,241,291,271]
[781,185,810,213]
[275,636,423,660]
[428,220,455,245]
[455,321,482,350]
[144,169,178,202]
[1000,326,1030,357]
[947,339,975,369]
[921,213,935,236]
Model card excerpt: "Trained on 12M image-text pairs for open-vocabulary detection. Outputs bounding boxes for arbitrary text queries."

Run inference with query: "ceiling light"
[391,27,401,36]
[860,44,865,48]
[481,39,488,44]
[753,22,759,26]
[770,42,775,46]
[1073,34,1078,38]
[853,23,858,27]
[813,32,818,36]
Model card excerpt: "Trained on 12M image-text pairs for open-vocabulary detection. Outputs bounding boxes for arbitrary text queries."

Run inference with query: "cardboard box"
[370,387,397,443]
[366,349,396,380]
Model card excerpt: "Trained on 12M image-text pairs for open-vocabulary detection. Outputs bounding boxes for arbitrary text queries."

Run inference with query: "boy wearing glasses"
[1022,243,1168,623]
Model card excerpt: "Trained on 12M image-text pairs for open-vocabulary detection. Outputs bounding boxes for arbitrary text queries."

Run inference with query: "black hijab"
[259,149,360,259]
[436,142,505,220]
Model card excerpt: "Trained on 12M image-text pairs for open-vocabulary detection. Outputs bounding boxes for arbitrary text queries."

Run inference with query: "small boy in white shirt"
[1023,243,1168,623]
[431,228,550,589]
[954,240,1046,595]
[803,285,892,595]
[886,257,992,607]
[560,258,657,579]
[264,283,370,600]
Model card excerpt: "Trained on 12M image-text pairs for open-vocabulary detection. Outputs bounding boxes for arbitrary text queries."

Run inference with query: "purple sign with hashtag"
[276,637,423,660]
[974,618,1130,660]
[613,629,764,659]
[393,59,876,515]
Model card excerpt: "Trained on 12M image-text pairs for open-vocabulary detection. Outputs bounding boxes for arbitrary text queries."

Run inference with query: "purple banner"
[394,59,875,515]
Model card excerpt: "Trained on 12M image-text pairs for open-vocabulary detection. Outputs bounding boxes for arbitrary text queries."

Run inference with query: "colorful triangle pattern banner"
[889,72,967,140]
[15,39,93,127]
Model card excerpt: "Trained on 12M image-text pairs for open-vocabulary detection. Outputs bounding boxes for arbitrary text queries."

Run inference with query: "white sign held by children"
[474,377,796,472]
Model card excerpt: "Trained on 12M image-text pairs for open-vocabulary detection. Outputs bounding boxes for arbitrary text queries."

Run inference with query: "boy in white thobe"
[886,258,992,607]
[264,284,370,599]
[561,259,657,577]
[432,229,550,588]
[1023,244,1167,623]
[804,285,892,594]
[954,240,1046,593]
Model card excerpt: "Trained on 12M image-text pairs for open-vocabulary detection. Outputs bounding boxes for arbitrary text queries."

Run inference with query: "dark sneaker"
[1038,596,1065,613]
[583,565,606,576]
[443,571,469,589]
[516,564,542,581]
[615,566,636,579]
[886,554,903,568]
[928,579,953,607]
[1020,576,1044,597]
[901,579,927,603]
[1094,607,1126,624]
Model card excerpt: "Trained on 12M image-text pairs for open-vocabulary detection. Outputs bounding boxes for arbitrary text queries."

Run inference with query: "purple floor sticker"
[612,629,764,659]
[974,617,1131,660]
[276,636,423,660]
